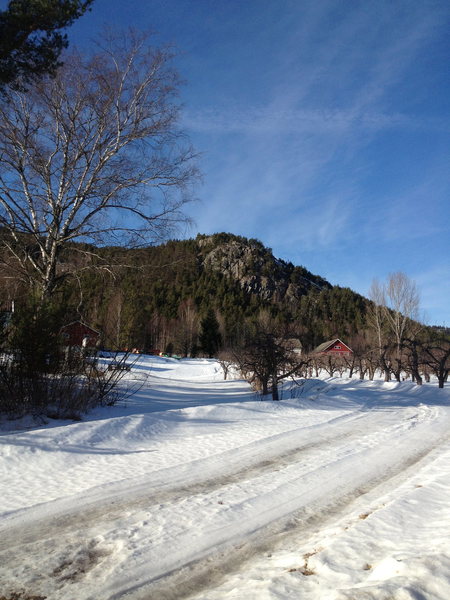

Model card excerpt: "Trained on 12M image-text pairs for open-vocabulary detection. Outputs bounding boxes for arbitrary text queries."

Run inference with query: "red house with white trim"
[313,338,353,355]
[59,321,100,348]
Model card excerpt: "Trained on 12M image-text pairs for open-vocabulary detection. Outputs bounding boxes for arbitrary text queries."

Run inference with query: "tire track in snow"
[0,403,427,548]
[111,421,450,600]
[0,402,442,600]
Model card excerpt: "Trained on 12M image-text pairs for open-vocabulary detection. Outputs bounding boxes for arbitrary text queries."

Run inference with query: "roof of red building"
[60,321,100,335]
[313,338,352,353]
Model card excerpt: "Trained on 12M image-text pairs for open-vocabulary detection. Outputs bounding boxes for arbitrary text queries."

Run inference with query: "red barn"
[60,321,100,348]
[313,338,353,355]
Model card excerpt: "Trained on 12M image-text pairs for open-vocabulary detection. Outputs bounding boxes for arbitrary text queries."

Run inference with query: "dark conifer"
[199,309,222,358]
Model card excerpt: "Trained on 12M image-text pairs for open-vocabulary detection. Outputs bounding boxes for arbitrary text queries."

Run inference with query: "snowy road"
[1,357,450,600]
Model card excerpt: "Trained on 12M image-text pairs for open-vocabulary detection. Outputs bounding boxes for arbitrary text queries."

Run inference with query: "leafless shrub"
[0,349,139,419]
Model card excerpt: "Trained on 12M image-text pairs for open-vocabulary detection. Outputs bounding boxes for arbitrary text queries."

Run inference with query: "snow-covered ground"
[1,356,449,600]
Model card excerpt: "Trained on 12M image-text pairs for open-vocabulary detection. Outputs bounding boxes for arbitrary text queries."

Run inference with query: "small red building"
[313,338,353,355]
[60,321,100,348]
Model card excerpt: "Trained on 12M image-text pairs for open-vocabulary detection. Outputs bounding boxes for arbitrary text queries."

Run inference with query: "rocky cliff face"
[197,234,330,303]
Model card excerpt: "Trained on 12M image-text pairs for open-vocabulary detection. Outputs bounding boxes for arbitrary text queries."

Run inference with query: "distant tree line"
[2,235,448,405]
[0,234,368,352]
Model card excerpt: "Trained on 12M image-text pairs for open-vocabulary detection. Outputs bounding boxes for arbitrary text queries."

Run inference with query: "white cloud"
[183,106,420,136]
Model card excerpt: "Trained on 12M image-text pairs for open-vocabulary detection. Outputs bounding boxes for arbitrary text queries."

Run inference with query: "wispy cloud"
[183,106,428,135]
[182,0,450,323]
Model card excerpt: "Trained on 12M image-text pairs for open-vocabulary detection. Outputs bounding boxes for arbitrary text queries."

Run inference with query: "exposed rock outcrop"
[197,233,330,304]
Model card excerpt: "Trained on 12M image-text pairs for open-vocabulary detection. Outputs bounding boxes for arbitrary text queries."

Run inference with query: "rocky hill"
[197,233,331,302]
[0,232,369,351]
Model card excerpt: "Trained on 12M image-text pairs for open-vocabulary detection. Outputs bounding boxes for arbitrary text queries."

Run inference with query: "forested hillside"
[0,232,370,353]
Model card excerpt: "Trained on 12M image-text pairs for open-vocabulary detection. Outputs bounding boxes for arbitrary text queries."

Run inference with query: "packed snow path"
[1,356,449,600]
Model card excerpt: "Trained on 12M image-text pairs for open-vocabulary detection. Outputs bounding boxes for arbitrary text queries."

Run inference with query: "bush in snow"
[0,303,133,419]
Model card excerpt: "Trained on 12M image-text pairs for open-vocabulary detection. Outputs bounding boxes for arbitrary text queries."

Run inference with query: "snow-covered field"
[1,356,449,600]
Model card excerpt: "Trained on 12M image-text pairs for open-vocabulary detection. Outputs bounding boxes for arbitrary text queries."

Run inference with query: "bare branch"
[0,29,199,300]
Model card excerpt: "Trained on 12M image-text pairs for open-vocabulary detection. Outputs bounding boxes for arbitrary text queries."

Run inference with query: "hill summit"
[197,233,331,302]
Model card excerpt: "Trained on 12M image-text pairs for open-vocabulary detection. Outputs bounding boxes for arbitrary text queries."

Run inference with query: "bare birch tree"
[367,279,386,350]
[0,30,198,300]
[175,298,199,357]
[367,278,390,380]
[384,272,421,380]
[368,272,421,381]
[385,272,420,347]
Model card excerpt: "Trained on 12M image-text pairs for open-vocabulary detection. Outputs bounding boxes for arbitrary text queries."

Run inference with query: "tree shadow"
[282,377,450,410]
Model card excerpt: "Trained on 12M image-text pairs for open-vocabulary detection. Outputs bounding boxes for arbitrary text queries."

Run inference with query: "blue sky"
[66,1,449,324]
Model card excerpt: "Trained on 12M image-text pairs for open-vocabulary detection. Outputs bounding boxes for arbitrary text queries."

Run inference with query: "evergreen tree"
[0,0,93,90]
[199,308,222,358]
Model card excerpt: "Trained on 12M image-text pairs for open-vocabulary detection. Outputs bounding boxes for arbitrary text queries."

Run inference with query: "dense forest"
[1,232,370,353]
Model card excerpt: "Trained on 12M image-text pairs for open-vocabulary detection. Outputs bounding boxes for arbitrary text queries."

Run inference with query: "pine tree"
[0,0,94,90]
[199,308,222,358]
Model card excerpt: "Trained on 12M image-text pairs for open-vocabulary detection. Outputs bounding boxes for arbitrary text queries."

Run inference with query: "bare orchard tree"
[418,335,450,389]
[403,337,423,385]
[0,30,198,300]
[233,314,308,401]
[217,349,234,380]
